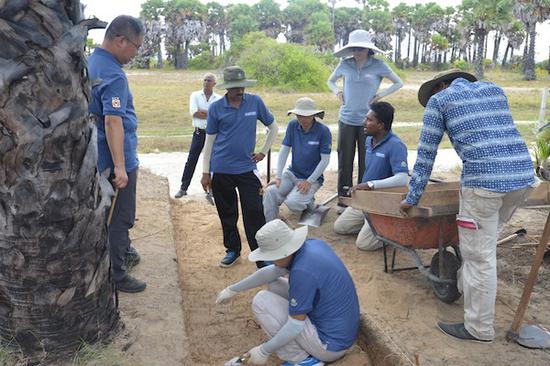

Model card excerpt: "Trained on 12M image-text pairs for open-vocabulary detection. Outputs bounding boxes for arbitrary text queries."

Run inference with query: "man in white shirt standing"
[175,73,221,198]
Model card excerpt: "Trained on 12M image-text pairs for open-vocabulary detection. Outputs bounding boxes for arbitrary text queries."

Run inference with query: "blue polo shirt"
[207,93,274,174]
[362,131,408,182]
[288,239,360,352]
[282,119,332,184]
[88,48,139,173]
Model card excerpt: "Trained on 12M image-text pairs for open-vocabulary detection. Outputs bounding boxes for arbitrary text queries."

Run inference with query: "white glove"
[216,287,237,304]
[247,345,269,365]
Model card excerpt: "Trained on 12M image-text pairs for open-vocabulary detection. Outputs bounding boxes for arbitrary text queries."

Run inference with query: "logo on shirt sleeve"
[112,97,121,108]
[245,111,257,117]
[290,298,298,307]
[308,141,320,145]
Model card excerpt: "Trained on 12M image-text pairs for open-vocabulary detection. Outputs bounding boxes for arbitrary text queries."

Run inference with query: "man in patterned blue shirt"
[400,69,536,343]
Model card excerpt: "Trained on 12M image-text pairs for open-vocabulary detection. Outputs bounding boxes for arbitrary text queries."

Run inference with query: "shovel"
[506,211,550,348]
[497,228,527,246]
[298,193,339,227]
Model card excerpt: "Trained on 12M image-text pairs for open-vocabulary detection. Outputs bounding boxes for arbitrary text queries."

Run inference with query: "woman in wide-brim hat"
[327,29,403,214]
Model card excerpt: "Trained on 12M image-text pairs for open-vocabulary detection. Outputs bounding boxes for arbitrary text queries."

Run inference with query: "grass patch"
[71,341,128,366]
[128,69,544,153]
[0,347,16,366]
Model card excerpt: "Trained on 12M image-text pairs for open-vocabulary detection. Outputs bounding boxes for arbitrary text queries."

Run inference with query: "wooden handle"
[107,189,119,227]
[510,211,550,333]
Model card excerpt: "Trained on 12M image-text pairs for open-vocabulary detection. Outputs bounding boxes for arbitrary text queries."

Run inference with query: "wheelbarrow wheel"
[430,251,461,304]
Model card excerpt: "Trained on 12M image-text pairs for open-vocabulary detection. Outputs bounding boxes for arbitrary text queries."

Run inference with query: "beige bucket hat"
[248,219,308,262]
[216,66,257,89]
[333,29,385,58]
[287,97,325,119]
[418,68,477,107]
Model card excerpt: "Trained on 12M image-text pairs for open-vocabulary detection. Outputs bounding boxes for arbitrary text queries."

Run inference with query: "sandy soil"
[110,169,550,366]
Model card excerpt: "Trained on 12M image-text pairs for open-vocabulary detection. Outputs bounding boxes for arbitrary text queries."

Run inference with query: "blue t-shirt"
[282,119,332,184]
[207,93,274,174]
[362,131,408,182]
[88,48,139,173]
[288,239,360,352]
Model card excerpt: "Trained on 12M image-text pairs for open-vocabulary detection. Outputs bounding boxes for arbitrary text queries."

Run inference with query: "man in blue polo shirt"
[201,66,278,268]
[217,219,360,366]
[88,15,146,293]
[334,102,408,250]
[263,97,331,222]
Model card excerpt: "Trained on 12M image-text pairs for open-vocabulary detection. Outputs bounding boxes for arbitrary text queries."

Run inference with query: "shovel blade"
[516,324,550,349]
[298,205,330,227]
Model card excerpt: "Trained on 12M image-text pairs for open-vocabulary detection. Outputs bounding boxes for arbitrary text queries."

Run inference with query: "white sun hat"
[333,29,385,58]
[248,219,308,262]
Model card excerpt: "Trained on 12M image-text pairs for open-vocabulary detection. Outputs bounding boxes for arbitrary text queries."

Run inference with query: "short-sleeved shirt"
[189,90,221,129]
[88,48,139,173]
[332,57,394,126]
[282,119,332,184]
[288,239,360,352]
[206,93,274,174]
[362,131,408,182]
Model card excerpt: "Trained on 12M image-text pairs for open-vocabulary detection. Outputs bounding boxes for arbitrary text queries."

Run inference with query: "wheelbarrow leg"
[383,242,389,273]
[391,248,397,272]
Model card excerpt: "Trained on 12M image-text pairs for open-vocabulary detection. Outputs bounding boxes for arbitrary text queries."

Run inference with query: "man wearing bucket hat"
[201,66,279,269]
[400,69,536,342]
[217,219,360,366]
[263,97,332,222]
[328,29,403,214]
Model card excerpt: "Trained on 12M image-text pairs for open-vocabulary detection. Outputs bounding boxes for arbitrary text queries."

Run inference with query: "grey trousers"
[263,170,321,222]
[337,121,366,197]
[108,169,137,282]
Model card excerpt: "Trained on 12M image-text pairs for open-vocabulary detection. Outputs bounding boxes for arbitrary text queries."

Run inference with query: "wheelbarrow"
[365,212,461,304]
[343,182,463,303]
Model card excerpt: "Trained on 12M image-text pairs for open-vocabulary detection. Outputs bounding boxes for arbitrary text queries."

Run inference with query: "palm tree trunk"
[502,42,511,67]
[492,31,501,66]
[524,22,537,80]
[0,0,118,363]
[522,29,529,73]
[156,48,163,68]
[407,27,412,62]
[474,29,485,79]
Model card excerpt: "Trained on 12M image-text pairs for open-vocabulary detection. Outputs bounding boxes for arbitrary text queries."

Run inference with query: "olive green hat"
[216,66,257,89]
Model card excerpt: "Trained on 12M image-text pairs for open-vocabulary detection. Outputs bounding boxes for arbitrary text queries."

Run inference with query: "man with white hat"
[328,29,403,214]
[201,66,279,269]
[217,219,360,366]
[400,69,536,342]
[263,97,332,221]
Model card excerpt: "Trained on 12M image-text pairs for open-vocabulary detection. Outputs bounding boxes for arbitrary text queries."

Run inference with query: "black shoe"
[115,275,147,293]
[174,189,187,198]
[437,322,492,343]
[125,246,141,268]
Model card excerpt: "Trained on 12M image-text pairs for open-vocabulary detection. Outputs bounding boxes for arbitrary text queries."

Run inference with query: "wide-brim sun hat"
[333,29,385,58]
[418,68,477,107]
[287,97,325,119]
[248,219,308,262]
[216,65,257,89]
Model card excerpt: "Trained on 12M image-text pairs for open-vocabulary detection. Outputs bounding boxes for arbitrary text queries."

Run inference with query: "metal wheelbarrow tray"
[343,182,462,304]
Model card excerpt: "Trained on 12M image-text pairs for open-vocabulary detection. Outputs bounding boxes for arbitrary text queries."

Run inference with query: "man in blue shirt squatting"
[217,219,360,366]
[201,66,279,269]
[334,102,408,250]
[400,69,536,342]
[88,15,146,293]
[263,97,332,222]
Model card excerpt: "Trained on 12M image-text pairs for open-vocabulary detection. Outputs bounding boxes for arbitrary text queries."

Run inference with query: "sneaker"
[220,251,240,268]
[125,246,141,268]
[336,204,347,215]
[437,322,492,343]
[115,275,147,293]
[174,189,187,198]
[281,356,324,366]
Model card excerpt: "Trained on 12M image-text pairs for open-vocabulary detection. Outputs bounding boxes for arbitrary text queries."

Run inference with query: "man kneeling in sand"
[334,102,408,250]
[217,219,360,366]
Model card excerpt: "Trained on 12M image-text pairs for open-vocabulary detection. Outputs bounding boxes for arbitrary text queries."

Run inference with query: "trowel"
[298,193,338,227]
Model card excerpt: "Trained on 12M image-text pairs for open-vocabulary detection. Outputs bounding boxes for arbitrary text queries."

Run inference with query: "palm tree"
[392,2,411,67]
[0,1,118,363]
[513,0,550,80]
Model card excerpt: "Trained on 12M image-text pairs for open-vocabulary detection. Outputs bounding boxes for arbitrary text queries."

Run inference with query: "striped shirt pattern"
[406,78,535,205]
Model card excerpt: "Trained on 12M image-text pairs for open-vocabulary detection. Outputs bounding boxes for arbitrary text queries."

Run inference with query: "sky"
[81,0,549,62]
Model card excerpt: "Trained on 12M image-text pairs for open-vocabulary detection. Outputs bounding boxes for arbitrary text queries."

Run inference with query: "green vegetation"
[71,341,129,366]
